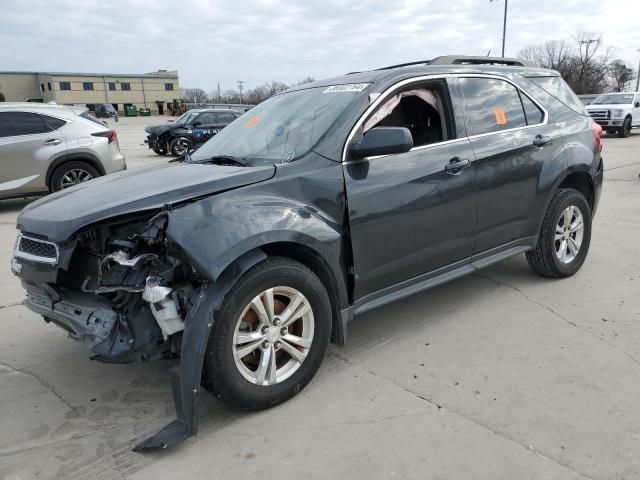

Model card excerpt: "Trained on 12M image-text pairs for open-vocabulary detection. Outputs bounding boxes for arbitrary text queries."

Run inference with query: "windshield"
[189,85,367,165]
[591,94,634,105]
[102,104,115,112]
[175,111,197,124]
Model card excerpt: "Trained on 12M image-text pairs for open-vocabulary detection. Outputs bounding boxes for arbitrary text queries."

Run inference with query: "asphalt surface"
[0,117,639,480]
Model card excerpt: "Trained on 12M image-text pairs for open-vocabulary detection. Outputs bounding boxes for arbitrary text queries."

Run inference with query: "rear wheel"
[202,257,331,410]
[526,188,592,278]
[618,116,632,138]
[50,161,100,192]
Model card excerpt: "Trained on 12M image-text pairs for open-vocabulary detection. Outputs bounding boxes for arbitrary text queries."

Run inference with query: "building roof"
[0,70,179,79]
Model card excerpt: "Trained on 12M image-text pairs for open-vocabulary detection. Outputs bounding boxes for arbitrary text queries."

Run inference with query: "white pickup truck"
[586,92,640,137]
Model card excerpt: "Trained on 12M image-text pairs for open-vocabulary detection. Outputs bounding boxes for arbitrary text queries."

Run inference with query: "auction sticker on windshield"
[323,83,370,93]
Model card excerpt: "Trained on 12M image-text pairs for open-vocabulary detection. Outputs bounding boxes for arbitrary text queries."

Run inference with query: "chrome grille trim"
[14,234,59,264]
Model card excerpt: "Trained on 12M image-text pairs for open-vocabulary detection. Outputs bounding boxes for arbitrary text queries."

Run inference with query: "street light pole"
[490,0,508,58]
[635,48,640,92]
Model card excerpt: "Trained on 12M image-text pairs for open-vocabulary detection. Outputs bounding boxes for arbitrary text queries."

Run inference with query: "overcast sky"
[1,0,637,92]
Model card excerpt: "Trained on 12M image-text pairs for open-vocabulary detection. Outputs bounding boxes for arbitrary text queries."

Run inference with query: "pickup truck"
[586,92,640,137]
[11,56,603,451]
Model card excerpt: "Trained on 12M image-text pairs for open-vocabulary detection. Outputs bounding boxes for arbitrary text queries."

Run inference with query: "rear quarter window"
[527,76,588,116]
[40,114,67,131]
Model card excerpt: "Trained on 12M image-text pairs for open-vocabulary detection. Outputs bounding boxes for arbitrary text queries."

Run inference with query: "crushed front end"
[14,213,197,363]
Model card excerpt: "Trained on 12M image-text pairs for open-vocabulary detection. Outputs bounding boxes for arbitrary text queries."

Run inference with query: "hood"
[18,163,276,242]
[145,122,178,135]
[586,103,631,110]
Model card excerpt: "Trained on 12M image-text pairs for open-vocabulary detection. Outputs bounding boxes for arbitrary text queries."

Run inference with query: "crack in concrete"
[330,351,594,480]
[0,301,23,310]
[473,272,640,368]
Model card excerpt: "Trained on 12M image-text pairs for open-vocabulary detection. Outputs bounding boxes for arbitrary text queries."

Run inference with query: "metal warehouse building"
[0,69,180,114]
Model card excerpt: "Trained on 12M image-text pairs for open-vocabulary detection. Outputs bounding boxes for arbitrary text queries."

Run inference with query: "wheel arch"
[46,152,106,189]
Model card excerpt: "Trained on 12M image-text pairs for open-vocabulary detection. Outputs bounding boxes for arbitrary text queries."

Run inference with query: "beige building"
[0,70,180,114]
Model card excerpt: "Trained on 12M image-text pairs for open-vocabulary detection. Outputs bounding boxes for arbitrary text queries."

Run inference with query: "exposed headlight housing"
[611,109,623,117]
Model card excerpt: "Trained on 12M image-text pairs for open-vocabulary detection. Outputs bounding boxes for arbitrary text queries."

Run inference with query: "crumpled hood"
[145,122,179,135]
[18,163,276,242]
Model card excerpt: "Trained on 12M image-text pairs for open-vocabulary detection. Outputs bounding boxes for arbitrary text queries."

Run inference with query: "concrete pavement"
[0,118,638,480]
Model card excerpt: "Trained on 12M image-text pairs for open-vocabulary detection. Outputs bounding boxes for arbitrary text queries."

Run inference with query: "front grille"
[589,110,609,120]
[14,235,58,264]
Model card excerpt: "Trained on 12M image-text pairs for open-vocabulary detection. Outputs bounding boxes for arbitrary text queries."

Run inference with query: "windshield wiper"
[196,155,249,167]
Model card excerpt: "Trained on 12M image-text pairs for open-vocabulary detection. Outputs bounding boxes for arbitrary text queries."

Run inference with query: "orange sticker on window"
[494,108,507,125]
[244,115,263,127]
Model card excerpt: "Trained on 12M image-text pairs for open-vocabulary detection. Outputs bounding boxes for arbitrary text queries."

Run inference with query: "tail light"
[91,130,118,144]
[591,122,603,151]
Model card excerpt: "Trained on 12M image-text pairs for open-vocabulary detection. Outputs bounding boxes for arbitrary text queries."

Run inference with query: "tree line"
[518,31,637,94]
[181,77,315,106]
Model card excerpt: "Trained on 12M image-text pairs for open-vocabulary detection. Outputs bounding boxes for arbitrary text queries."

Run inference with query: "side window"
[121,83,131,91]
[459,78,527,136]
[527,76,587,115]
[59,81,71,91]
[363,81,451,148]
[39,114,67,131]
[82,82,94,91]
[108,82,116,91]
[0,112,47,137]
[520,92,544,125]
[216,112,237,124]
[195,112,217,125]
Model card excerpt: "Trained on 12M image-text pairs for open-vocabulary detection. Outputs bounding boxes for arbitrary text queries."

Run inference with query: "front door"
[344,79,477,301]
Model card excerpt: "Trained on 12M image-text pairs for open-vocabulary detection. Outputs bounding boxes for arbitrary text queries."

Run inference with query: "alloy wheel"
[60,169,94,189]
[554,205,584,264]
[232,286,314,386]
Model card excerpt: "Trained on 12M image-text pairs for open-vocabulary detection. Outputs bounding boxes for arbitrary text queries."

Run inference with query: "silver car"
[0,102,126,199]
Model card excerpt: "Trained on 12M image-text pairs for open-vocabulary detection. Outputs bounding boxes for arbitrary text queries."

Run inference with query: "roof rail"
[375,60,432,71]
[429,55,537,67]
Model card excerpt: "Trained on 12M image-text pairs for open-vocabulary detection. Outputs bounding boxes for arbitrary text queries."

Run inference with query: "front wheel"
[526,188,592,278]
[202,257,332,410]
[170,137,191,156]
[618,117,632,138]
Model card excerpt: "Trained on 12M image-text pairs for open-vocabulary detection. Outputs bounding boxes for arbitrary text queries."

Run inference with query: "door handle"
[533,134,552,147]
[444,157,471,175]
[43,139,62,146]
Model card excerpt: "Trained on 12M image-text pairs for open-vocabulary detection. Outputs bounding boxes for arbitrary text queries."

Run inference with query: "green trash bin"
[139,108,151,116]
[124,105,138,117]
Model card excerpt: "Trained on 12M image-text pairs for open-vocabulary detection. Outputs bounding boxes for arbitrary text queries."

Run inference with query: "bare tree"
[519,39,573,77]
[296,77,316,85]
[609,61,635,92]
[181,88,209,104]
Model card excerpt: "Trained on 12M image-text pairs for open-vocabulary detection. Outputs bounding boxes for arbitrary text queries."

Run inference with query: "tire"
[526,188,592,278]
[169,137,191,156]
[202,257,332,410]
[50,161,100,192]
[618,117,632,138]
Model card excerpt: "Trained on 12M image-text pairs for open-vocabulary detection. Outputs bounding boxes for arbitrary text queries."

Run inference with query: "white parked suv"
[0,103,126,199]
[586,92,640,138]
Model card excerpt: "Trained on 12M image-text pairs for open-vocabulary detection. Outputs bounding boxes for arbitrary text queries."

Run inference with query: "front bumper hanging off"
[133,249,266,451]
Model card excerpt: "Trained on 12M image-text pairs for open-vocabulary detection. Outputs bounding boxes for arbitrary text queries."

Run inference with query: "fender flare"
[133,248,267,451]
[45,152,106,188]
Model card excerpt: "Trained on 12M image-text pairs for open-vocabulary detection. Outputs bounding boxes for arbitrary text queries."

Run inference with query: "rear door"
[456,76,564,255]
[633,94,640,126]
[0,112,67,196]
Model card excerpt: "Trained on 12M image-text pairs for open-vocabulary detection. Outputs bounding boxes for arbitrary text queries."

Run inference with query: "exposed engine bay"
[24,213,200,363]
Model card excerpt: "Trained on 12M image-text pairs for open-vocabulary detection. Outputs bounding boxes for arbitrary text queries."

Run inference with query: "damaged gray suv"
[12,56,603,450]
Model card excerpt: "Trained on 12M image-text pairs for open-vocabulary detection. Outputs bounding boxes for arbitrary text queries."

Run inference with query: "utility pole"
[578,38,597,93]
[636,48,640,92]
[217,82,221,102]
[490,0,508,57]
[237,80,244,104]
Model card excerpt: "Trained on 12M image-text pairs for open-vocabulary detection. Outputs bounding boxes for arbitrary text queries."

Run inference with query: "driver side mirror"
[635,101,640,108]
[191,121,202,127]
[349,127,413,159]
